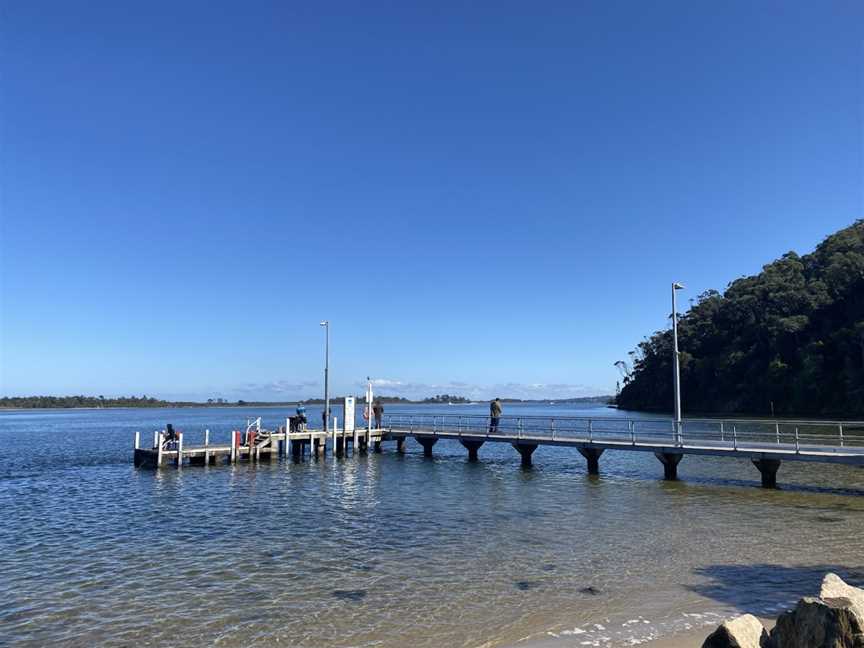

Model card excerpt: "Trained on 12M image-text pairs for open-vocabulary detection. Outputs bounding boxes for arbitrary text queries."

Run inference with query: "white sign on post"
[343,397,355,433]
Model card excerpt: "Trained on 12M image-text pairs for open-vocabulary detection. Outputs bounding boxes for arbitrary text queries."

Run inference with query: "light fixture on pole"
[671,283,685,443]
[320,320,329,433]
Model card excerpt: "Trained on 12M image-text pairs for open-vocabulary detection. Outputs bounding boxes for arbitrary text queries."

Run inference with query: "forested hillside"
[617,221,864,417]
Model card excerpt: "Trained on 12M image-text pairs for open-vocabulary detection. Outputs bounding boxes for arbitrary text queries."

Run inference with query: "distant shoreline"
[0,398,614,412]
[0,396,614,411]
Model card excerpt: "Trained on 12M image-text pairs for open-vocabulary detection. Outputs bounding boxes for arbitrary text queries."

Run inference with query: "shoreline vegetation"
[617,220,864,419]
[0,394,613,410]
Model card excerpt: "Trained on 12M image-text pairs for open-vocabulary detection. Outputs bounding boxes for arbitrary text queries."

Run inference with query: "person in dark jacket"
[489,398,502,434]
[372,400,384,429]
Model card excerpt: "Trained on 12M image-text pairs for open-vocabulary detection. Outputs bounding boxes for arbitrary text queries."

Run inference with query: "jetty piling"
[514,442,538,467]
[578,447,604,475]
[417,436,437,457]
[655,452,683,480]
[460,439,483,461]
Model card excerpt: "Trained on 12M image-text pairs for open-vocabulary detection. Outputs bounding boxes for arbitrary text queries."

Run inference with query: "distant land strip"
[0,395,613,409]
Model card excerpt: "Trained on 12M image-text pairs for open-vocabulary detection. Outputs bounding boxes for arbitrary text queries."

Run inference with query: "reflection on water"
[0,405,862,647]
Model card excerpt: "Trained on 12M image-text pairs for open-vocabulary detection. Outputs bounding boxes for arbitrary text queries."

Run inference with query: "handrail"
[381,412,864,426]
[379,412,864,452]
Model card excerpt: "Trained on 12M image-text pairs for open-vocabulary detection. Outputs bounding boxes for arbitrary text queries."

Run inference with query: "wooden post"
[332,417,338,455]
[204,429,210,465]
[157,430,164,466]
[177,432,183,468]
[230,431,237,463]
[134,431,140,450]
[153,430,159,449]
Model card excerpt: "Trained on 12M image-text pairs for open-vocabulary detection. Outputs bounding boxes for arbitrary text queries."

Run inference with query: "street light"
[320,320,329,433]
[671,283,685,442]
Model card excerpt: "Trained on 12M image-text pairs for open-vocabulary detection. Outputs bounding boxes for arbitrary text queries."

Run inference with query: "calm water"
[1,404,863,648]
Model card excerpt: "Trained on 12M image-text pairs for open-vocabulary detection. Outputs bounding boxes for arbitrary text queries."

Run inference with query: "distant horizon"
[0,392,615,405]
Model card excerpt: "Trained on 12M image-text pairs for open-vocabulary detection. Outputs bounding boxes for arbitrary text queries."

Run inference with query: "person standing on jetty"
[489,398,502,434]
[373,399,384,429]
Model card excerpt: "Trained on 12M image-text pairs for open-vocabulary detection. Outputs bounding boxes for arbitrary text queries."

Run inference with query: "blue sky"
[1,1,861,401]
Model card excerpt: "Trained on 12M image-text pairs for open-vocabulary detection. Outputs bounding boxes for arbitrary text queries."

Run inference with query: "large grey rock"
[702,614,769,648]
[821,573,864,623]
[770,596,864,648]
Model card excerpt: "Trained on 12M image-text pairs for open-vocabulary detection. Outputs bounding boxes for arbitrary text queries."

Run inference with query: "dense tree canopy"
[0,395,169,409]
[617,221,864,418]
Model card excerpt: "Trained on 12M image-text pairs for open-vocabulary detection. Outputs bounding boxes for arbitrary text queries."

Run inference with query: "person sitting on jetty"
[373,400,384,429]
[287,404,307,433]
[163,423,179,449]
[489,398,502,434]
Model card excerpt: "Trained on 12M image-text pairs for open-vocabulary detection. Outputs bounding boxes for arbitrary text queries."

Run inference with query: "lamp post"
[672,283,685,443]
[320,320,329,433]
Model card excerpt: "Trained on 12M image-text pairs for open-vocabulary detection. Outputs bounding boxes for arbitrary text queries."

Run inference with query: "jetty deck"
[133,413,864,488]
[132,417,382,468]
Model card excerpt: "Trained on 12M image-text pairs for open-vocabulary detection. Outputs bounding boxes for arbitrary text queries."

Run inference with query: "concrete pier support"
[513,443,538,467]
[417,436,437,457]
[373,440,382,453]
[655,452,683,480]
[335,437,345,457]
[578,448,604,475]
[753,458,782,488]
[460,439,484,461]
[396,437,405,453]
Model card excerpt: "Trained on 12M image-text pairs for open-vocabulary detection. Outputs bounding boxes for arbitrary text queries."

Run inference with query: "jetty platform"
[133,417,384,468]
[133,413,864,488]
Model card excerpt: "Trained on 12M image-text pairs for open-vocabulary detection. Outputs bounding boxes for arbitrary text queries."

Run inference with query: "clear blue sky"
[1,1,861,402]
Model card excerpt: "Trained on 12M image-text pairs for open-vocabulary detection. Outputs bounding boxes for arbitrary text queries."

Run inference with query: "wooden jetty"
[133,416,386,467]
[133,413,864,488]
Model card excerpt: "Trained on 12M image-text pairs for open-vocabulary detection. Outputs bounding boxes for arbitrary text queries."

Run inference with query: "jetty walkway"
[133,413,864,488]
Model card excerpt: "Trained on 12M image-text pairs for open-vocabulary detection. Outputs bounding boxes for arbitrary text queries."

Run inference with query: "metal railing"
[380,413,864,453]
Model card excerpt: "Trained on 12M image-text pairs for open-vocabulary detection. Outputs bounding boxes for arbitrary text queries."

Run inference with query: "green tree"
[617,220,864,417]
